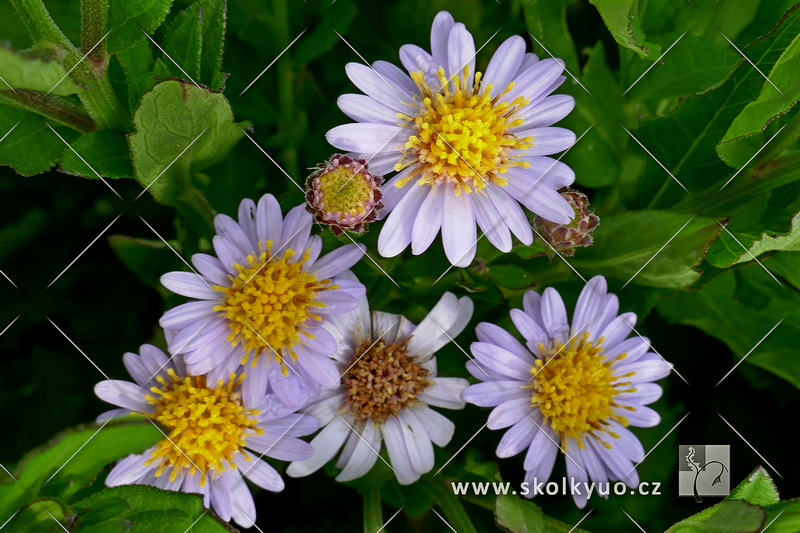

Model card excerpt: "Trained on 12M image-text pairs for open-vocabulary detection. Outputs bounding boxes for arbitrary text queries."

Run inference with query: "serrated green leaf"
[0,46,81,96]
[117,39,156,113]
[667,500,765,533]
[484,265,535,290]
[80,497,132,526]
[107,0,173,54]
[588,0,662,60]
[494,495,544,533]
[59,131,134,179]
[0,106,80,176]
[523,0,580,73]
[0,420,160,524]
[717,28,800,168]
[768,251,800,289]
[197,0,227,90]
[160,4,203,84]
[728,467,780,506]
[570,211,720,289]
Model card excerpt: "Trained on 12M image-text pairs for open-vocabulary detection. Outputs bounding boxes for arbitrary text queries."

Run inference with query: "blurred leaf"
[108,235,184,288]
[75,485,237,533]
[624,35,740,104]
[0,107,79,176]
[0,421,160,525]
[421,477,478,533]
[657,267,800,387]
[523,0,579,73]
[587,0,662,60]
[570,211,720,289]
[728,467,780,507]
[768,251,800,289]
[6,499,75,533]
[293,0,357,69]
[59,131,134,179]
[107,0,173,54]
[717,30,800,168]
[494,495,544,533]
[483,265,535,290]
[80,497,132,526]
[666,500,765,533]
[0,46,81,96]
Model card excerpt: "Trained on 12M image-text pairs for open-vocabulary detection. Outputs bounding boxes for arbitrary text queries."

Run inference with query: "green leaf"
[107,0,173,54]
[0,89,96,133]
[160,4,203,84]
[108,235,184,288]
[623,34,740,104]
[74,485,238,533]
[197,0,227,90]
[421,477,478,533]
[293,0,357,70]
[0,106,80,176]
[667,500,765,533]
[6,499,75,533]
[59,131,134,179]
[728,467,780,507]
[570,211,721,289]
[717,28,800,168]
[656,267,800,387]
[117,39,156,113]
[0,420,161,524]
[494,495,544,533]
[768,251,800,289]
[523,0,580,73]
[731,212,800,264]
[588,0,662,60]
[483,265,535,290]
[0,46,81,96]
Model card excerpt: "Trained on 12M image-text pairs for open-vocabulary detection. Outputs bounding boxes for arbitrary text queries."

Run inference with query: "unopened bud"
[533,189,599,257]
[305,154,384,235]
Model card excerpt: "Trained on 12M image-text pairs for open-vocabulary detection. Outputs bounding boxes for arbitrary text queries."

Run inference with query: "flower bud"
[533,189,599,257]
[305,154,384,235]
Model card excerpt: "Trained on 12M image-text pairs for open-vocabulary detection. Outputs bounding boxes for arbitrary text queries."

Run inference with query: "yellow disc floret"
[145,371,262,485]
[526,332,636,449]
[213,242,337,373]
[395,67,534,196]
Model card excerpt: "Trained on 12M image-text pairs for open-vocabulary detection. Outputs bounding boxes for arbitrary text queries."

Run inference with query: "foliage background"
[1,0,800,531]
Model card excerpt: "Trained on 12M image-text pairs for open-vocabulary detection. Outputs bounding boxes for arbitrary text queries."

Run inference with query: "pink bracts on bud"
[533,189,599,257]
[305,154,384,235]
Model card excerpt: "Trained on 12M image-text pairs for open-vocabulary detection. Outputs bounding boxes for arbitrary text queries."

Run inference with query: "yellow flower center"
[315,164,375,218]
[145,370,261,485]
[342,338,431,423]
[395,67,534,196]
[526,332,636,449]
[213,243,337,374]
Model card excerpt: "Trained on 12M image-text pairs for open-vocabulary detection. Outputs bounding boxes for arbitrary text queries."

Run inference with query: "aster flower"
[305,154,384,235]
[533,189,600,258]
[159,193,366,410]
[286,284,473,485]
[461,276,672,508]
[94,345,319,528]
[327,11,577,267]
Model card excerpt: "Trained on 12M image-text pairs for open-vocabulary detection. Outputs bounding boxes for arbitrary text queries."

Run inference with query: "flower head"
[533,189,599,257]
[286,286,473,485]
[305,154,384,235]
[159,194,366,409]
[327,11,578,267]
[94,345,319,527]
[462,276,672,508]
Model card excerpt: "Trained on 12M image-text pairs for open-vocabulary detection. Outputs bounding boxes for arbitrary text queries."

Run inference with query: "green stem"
[81,0,109,68]
[755,110,800,168]
[77,74,129,132]
[0,89,96,132]
[362,489,383,533]
[273,0,300,180]
[8,0,74,54]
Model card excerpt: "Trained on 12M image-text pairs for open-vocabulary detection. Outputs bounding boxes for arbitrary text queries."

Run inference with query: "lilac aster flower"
[462,276,672,508]
[94,345,319,528]
[327,11,577,267]
[286,284,473,485]
[159,194,366,410]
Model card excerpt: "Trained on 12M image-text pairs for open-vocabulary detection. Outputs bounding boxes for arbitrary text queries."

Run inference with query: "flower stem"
[81,0,109,68]
[362,489,383,533]
[0,89,96,133]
